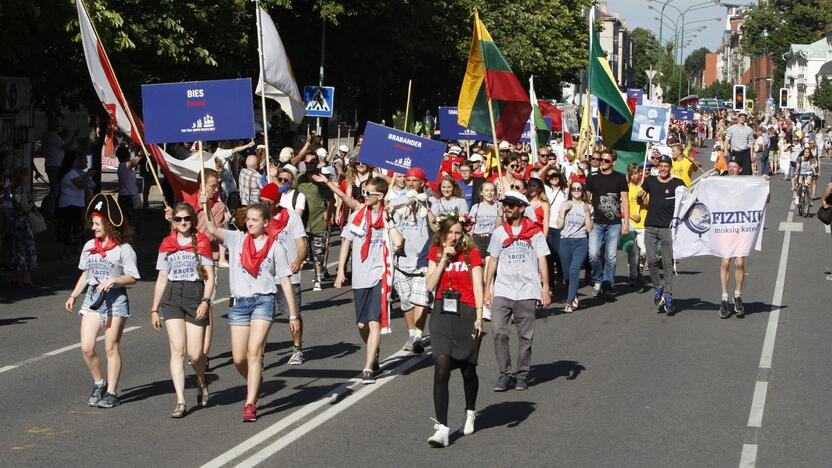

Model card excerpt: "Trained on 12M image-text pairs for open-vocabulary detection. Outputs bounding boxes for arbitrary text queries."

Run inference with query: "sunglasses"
[591,157,601,161]
[503,203,523,209]
[277,177,290,183]
[173,216,192,223]
[361,188,384,197]
[570,187,583,192]
[510,185,523,190]
[650,156,659,160]
[601,158,613,163]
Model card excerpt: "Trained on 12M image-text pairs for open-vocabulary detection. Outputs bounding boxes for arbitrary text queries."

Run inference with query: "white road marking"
[825,225,830,234]
[747,381,768,428]
[200,350,429,467]
[739,444,757,468]
[0,326,142,375]
[777,221,803,232]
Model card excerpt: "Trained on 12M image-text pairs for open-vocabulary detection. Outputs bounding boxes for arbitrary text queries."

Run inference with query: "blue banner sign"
[627,88,644,106]
[357,122,445,178]
[141,78,255,144]
[673,108,695,121]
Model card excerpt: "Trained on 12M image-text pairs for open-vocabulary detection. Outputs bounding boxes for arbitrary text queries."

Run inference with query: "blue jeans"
[558,237,588,303]
[588,223,621,290]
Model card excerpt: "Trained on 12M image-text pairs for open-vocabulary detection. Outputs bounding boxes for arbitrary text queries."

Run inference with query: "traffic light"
[733,84,746,111]
[779,88,789,108]
[746,99,754,112]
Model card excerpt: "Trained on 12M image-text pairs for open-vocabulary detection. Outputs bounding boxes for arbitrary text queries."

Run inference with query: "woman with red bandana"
[202,198,297,422]
[65,194,140,410]
[150,202,215,418]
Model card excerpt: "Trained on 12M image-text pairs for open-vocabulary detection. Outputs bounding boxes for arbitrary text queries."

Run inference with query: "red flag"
[76,0,196,200]
[538,100,573,147]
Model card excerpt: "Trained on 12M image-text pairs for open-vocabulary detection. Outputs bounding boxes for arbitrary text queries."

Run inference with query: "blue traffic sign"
[304,86,334,118]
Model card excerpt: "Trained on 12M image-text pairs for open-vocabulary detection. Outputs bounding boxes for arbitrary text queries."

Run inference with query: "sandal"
[170,403,187,418]
[563,305,574,314]
[197,379,210,408]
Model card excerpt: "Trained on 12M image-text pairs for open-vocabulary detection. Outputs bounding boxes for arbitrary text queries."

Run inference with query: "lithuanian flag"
[457,11,531,144]
[589,28,645,172]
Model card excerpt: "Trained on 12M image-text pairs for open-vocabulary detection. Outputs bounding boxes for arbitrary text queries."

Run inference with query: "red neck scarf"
[240,232,276,277]
[87,238,118,257]
[184,190,219,213]
[353,205,384,261]
[267,207,290,238]
[502,217,542,248]
[158,231,212,258]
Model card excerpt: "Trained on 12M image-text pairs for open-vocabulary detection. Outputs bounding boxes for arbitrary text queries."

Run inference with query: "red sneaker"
[241,403,257,422]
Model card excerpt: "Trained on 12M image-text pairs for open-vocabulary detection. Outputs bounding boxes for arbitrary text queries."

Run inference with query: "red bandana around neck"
[352,205,384,261]
[158,231,213,258]
[184,190,219,213]
[501,216,542,248]
[240,233,276,277]
[87,238,118,257]
[267,207,290,238]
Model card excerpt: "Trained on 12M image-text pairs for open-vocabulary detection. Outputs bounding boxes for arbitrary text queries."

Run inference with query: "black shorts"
[353,282,382,324]
[160,281,208,326]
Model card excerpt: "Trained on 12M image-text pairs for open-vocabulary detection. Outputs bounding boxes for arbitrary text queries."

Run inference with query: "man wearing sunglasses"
[585,149,630,299]
[485,191,550,391]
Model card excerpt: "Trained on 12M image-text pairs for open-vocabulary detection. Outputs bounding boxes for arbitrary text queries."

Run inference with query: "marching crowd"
[1,106,830,448]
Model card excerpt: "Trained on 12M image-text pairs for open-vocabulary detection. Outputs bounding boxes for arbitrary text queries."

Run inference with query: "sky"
[602,0,728,60]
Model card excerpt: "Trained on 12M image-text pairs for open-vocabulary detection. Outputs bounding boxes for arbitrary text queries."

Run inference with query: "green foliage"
[810,76,832,112]
[700,80,733,100]
[2,0,595,126]
[630,28,659,89]
[684,47,709,75]
[741,0,832,87]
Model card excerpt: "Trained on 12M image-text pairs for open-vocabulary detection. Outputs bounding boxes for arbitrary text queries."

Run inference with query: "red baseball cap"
[260,182,281,203]
[405,167,426,180]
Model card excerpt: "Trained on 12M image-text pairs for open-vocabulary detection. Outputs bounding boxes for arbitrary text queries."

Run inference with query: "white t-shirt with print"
[274,210,307,284]
[487,226,549,301]
[342,210,386,289]
[155,236,215,282]
[79,240,141,285]
[222,229,291,298]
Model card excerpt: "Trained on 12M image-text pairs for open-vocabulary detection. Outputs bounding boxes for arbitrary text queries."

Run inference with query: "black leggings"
[433,354,478,426]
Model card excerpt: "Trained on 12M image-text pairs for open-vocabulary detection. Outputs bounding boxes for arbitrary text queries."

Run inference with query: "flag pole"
[403,79,413,133]
[529,76,538,166]
[486,98,505,191]
[255,0,272,183]
[198,141,206,190]
[80,0,168,208]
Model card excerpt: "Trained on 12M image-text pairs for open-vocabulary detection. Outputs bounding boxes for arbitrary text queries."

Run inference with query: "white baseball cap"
[315,147,328,158]
[448,145,462,155]
[501,190,529,206]
[278,147,294,163]
[338,144,350,153]
[498,141,511,151]
[469,154,483,163]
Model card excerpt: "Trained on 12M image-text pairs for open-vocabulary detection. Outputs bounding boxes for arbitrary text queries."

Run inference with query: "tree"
[700,80,733,100]
[684,47,710,89]
[630,28,660,90]
[810,76,832,112]
[741,0,832,89]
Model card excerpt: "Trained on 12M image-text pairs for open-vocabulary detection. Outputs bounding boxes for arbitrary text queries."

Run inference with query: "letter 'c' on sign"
[646,127,655,138]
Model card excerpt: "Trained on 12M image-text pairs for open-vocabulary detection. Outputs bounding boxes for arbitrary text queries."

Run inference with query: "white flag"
[255,6,304,123]
[672,176,769,259]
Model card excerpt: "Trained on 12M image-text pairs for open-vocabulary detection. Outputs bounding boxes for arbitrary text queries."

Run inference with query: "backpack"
[291,190,309,227]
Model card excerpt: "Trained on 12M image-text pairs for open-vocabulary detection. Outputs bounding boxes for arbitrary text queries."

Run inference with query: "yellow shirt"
[671,157,694,187]
[628,182,646,229]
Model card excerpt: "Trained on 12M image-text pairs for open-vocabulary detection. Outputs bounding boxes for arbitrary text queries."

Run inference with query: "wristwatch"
[200,297,212,306]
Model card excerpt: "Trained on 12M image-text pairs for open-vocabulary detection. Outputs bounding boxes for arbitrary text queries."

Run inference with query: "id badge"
[443,297,459,314]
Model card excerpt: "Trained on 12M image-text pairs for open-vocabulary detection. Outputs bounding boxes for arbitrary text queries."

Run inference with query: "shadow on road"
[530,360,586,386]
[476,401,536,431]
[673,298,781,317]
[257,381,345,418]
[0,316,38,326]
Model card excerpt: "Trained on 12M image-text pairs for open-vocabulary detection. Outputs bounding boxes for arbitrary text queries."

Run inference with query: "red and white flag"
[76,0,198,200]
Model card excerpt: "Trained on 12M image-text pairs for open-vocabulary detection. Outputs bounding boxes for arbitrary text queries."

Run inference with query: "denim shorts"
[79,286,131,322]
[228,294,275,326]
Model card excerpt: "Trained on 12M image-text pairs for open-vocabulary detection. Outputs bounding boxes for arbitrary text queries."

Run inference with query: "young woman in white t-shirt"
[203,200,297,422]
[65,194,139,409]
[151,202,215,418]
[57,151,89,256]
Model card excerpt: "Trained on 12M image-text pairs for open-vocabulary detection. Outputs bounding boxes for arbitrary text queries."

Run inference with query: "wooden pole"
[486,98,505,193]
[198,141,206,191]
[254,1,272,183]
[403,79,413,133]
[80,0,168,208]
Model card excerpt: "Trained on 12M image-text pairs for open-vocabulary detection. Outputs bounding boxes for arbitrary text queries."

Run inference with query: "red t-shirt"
[428,245,483,308]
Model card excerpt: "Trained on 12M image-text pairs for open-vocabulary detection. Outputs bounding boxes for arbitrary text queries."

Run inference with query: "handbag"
[28,209,47,234]
[818,206,832,225]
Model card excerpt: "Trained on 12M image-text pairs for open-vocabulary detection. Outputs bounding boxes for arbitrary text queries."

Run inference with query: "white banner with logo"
[672,176,769,259]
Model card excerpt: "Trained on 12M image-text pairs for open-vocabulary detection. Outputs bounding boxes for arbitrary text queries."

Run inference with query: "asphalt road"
[2,146,831,468]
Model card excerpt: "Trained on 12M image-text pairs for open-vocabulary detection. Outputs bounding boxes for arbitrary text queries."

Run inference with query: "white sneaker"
[463,410,476,435]
[592,282,602,297]
[313,280,322,292]
[794,198,799,205]
[427,420,449,447]
[288,350,304,366]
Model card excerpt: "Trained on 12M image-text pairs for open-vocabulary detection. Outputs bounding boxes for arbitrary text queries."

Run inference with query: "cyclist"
[793,147,819,207]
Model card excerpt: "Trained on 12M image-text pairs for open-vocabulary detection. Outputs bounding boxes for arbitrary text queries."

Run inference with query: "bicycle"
[797,174,812,218]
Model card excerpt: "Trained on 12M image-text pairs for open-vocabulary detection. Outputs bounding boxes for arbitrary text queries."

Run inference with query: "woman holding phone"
[424,212,484,447]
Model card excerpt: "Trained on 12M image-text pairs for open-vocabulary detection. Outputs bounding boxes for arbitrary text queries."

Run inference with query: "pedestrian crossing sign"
[303,86,335,118]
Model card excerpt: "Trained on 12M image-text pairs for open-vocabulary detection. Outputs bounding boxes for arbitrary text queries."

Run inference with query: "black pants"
[433,354,478,426]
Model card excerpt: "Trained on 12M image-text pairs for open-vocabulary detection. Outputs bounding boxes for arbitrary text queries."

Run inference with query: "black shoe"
[96,392,119,408]
[493,375,515,392]
[734,296,745,318]
[412,337,425,354]
[515,377,528,391]
[322,270,333,281]
[361,370,376,384]
[719,300,730,319]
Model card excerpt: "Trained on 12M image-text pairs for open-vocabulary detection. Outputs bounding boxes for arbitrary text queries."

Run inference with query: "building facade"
[597,8,635,88]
